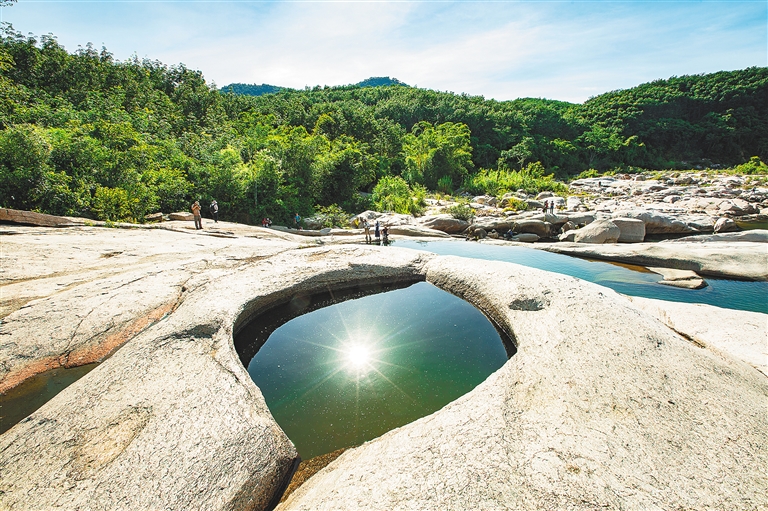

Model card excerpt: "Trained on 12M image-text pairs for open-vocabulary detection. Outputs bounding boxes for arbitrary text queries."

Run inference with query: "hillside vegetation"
[0,26,765,224]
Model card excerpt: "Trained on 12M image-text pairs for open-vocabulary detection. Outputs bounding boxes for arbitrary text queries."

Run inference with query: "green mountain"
[220,83,286,96]
[354,77,409,88]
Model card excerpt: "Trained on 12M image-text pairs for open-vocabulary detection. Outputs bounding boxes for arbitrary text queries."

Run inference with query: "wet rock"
[648,267,707,289]
[510,233,539,243]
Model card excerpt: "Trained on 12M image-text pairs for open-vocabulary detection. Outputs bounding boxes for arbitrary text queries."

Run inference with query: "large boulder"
[614,209,694,234]
[566,196,583,211]
[571,219,621,244]
[0,208,77,227]
[713,217,736,233]
[512,219,551,238]
[169,211,194,221]
[473,218,514,232]
[387,225,451,238]
[611,217,646,243]
[419,214,470,234]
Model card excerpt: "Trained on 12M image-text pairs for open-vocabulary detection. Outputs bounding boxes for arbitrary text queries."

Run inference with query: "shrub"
[446,203,475,221]
[372,175,425,216]
[464,162,568,196]
[503,197,528,211]
[314,203,350,228]
[731,156,768,175]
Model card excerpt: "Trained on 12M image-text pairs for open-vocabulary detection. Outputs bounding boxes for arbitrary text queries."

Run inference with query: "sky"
[2,0,766,103]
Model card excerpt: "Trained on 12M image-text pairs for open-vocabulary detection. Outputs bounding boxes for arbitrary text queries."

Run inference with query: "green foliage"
[436,175,453,194]
[402,121,473,190]
[464,162,568,196]
[372,175,424,215]
[572,168,601,180]
[91,186,132,221]
[730,156,768,175]
[0,26,765,225]
[503,197,528,212]
[314,203,350,228]
[446,203,475,221]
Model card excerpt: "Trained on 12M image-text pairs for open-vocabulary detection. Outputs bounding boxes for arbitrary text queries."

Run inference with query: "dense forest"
[0,26,765,224]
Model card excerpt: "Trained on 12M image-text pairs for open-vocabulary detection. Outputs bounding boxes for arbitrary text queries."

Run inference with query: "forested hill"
[0,26,766,226]
[220,83,285,96]
[221,77,409,96]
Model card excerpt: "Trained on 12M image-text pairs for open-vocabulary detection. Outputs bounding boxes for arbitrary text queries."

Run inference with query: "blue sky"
[2,0,766,103]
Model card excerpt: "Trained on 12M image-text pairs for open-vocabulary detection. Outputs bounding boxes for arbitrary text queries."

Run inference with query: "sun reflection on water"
[245,282,511,459]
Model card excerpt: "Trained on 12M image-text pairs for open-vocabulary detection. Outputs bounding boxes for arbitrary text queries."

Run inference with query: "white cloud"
[3,0,766,102]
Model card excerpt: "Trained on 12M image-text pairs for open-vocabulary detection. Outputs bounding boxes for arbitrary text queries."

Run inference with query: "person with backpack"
[209,200,219,223]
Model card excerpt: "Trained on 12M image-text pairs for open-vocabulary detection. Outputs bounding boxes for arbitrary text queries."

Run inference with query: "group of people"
[261,217,273,228]
[360,218,389,245]
[541,200,556,214]
[191,200,218,230]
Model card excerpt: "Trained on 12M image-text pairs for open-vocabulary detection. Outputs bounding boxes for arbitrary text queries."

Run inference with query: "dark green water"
[0,363,98,434]
[239,282,511,459]
[393,240,768,314]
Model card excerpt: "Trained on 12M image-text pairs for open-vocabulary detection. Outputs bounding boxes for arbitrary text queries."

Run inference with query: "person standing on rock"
[362,218,371,244]
[374,220,380,242]
[549,200,554,214]
[294,212,301,230]
[209,200,218,223]
[191,201,202,230]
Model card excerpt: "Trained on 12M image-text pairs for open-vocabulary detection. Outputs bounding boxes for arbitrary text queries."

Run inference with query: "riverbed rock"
[648,267,707,289]
[626,296,767,377]
[571,219,621,244]
[279,257,768,510]
[0,229,432,511]
[418,214,470,234]
[611,217,646,243]
[512,219,550,238]
[387,224,451,238]
[566,196,582,211]
[168,211,194,221]
[713,216,736,233]
[509,233,539,243]
[0,208,78,227]
[613,209,693,234]
[541,240,768,280]
[2,222,767,511]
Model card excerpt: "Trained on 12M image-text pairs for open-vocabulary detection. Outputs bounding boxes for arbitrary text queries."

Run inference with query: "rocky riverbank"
[0,221,766,510]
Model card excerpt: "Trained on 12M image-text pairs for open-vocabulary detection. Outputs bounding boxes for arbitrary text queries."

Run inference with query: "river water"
[392,239,768,314]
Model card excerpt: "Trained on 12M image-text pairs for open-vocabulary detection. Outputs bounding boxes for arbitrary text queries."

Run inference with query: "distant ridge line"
[220,76,409,96]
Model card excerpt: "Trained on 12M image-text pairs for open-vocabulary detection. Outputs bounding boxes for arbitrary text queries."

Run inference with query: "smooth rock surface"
[611,217,646,243]
[647,267,707,289]
[571,219,621,244]
[280,257,767,510]
[2,222,767,511]
[0,207,78,227]
[541,241,768,280]
[627,296,768,377]
[0,227,432,511]
[418,214,470,234]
